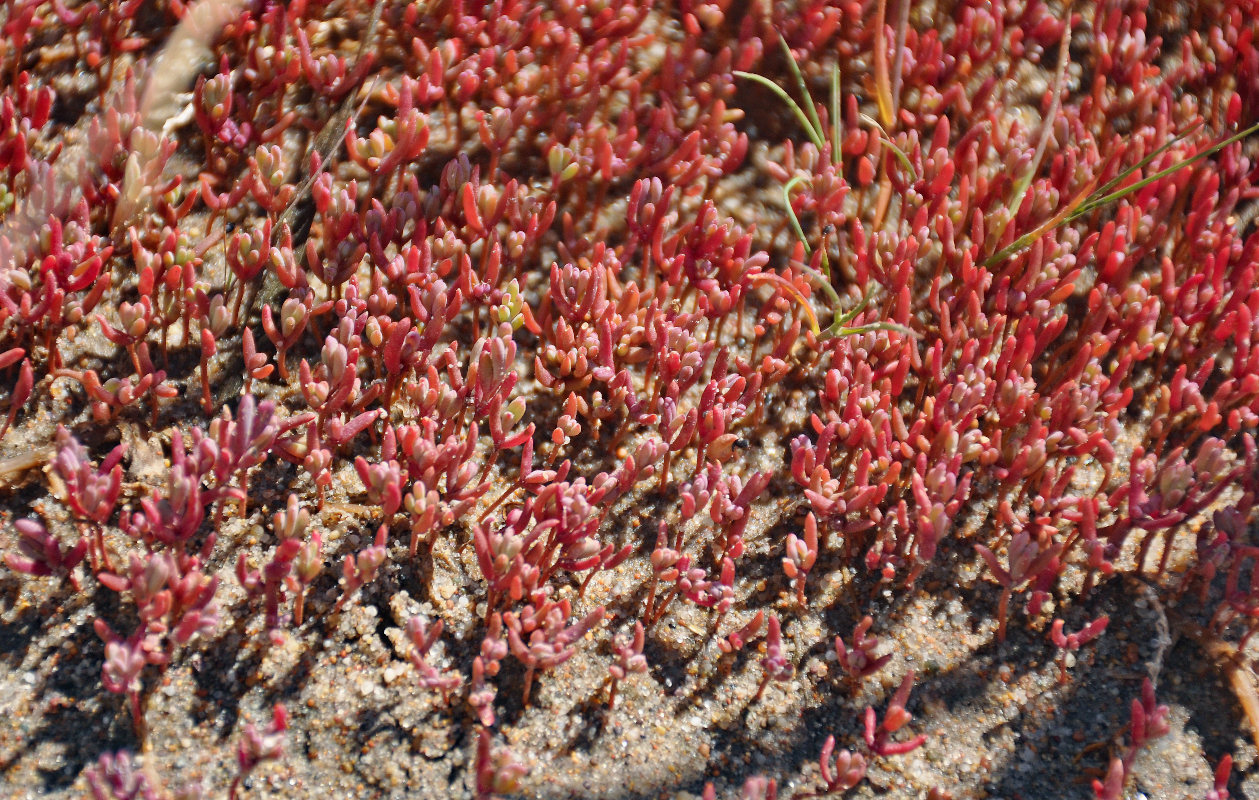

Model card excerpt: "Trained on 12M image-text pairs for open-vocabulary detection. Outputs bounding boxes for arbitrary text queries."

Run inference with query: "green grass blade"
[733,71,825,150]
[859,113,918,182]
[782,175,810,252]
[777,35,827,149]
[833,291,872,327]
[782,238,843,312]
[985,119,1259,266]
[830,321,918,338]
[1082,122,1203,208]
[830,64,842,167]
[1070,118,1259,222]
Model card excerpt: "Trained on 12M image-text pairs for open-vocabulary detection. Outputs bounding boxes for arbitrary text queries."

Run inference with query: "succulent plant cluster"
[1,0,1258,797]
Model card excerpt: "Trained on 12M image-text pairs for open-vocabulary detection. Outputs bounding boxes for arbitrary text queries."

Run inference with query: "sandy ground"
[1,383,1255,799]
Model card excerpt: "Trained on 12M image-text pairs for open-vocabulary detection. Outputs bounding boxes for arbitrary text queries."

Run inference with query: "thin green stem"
[733,71,824,150]
[734,28,925,344]
[777,35,826,146]
[833,292,872,327]
[858,113,918,182]
[831,320,917,338]
[782,175,810,251]
[829,63,842,166]
[986,118,1259,266]
[1070,119,1259,221]
[790,258,842,309]
[1084,122,1203,204]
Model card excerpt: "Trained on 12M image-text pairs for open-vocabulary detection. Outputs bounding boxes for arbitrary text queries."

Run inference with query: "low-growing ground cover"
[1,1,1259,798]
